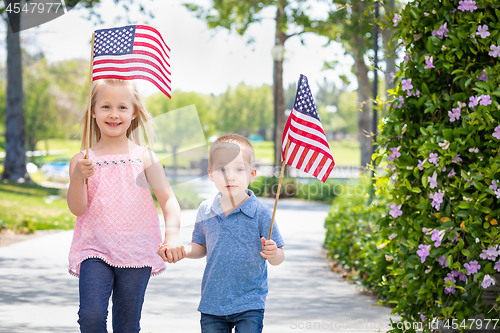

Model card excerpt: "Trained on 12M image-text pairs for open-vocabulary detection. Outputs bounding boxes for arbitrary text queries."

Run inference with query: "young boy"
[162,134,285,332]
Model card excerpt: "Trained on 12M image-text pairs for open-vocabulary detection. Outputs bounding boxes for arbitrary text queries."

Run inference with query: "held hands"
[157,234,186,263]
[72,158,94,181]
[260,237,277,260]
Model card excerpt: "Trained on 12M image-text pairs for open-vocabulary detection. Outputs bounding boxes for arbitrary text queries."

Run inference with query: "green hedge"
[376,0,500,330]
[249,176,341,204]
[323,178,391,296]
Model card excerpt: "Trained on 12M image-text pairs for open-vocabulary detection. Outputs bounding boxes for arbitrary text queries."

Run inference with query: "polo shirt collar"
[210,189,258,219]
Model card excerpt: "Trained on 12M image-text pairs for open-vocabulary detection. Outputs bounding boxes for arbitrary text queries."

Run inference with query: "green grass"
[0,181,75,231]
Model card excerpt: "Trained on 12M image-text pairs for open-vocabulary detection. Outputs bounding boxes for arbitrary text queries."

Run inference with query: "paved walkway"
[0,198,397,333]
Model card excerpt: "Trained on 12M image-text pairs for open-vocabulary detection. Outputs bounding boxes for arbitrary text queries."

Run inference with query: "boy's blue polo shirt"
[192,189,285,316]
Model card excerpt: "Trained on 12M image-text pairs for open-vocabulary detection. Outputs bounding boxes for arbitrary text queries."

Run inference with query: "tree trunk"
[2,13,29,182]
[383,0,397,95]
[354,55,372,169]
[352,1,372,170]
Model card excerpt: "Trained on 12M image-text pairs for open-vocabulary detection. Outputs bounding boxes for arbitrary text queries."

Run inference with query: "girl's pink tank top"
[68,146,165,276]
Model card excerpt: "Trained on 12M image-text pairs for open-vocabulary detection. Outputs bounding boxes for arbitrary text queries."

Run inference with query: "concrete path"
[0,198,397,333]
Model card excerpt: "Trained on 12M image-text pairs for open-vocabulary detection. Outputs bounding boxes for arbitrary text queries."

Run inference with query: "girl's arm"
[67,152,93,216]
[143,149,185,263]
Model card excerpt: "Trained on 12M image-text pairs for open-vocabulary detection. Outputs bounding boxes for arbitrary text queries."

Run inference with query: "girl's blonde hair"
[79,79,155,150]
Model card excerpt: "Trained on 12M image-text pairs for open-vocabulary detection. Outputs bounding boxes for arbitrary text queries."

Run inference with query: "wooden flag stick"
[84,32,95,184]
[268,138,291,240]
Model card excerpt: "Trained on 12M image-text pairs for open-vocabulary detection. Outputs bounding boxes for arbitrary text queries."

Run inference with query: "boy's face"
[208,148,256,198]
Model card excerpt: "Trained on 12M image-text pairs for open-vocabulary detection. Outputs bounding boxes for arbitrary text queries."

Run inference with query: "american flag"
[92,25,171,98]
[281,75,335,182]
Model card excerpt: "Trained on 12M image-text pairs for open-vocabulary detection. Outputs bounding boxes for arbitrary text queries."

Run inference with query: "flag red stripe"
[313,155,328,178]
[93,57,171,81]
[321,162,335,182]
[287,134,333,160]
[92,74,171,98]
[135,33,170,60]
[132,49,170,76]
[287,144,300,166]
[290,111,326,136]
[136,25,171,52]
[295,149,308,170]
[93,66,171,88]
[304,151,320,174]
[133,44,170,68]
[290,112,330,149]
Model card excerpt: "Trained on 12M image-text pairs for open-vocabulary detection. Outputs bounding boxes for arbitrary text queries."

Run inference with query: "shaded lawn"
[0,181,75,231]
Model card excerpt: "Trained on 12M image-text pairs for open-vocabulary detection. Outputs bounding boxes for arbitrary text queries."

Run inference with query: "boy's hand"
[260,237,277,260]
[72,159,94,181]
[157,235,185,263]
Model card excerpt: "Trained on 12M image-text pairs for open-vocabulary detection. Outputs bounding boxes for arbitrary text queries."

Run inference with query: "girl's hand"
[158,235,186,263]
[72,159,94,181]
[260,237,277,260]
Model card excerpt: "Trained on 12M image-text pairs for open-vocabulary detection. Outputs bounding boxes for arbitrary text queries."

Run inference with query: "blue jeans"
[78,258,151,333]
[201,309,265,333]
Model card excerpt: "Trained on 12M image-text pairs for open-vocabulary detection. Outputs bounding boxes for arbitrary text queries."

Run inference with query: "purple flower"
[431,228,444,247]
[445,272,456,284]
[389,204,403,218]
[448,107,461,122]
[429,153,439,167]
[428,171,438,189]
[448,169,456,178]
[480,246,499,261]
[402,79,413,91]
[490,180,498,191]
[388,146,401,161]
[458,0,477,12]
[389,233,397,240]
[495,189,500,199]
[489,45,500,58]
[469,96,479,107]
[393,96,404,108]
[430,190,445,210]
[469,147,479,153]
[417,244,431,263]
[495,261,500,272]
[464,260,480,275]
[390,72,396,84]
[493,125,500,140]
[452,154,462,163]
[404,52,410,62]
[481,274,495,289]
[393,13,402,27]
[418,159,427,170]
[477,70,489,81]
[479,95,492,106]
[476,25,490,38]
[444,286,456,294]
[432,22,449,39]
[456,271,467,282]
[425,56,435,69]
[437,255,447,267]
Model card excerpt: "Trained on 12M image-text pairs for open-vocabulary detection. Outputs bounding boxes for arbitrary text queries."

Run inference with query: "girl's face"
[93,83,136,139]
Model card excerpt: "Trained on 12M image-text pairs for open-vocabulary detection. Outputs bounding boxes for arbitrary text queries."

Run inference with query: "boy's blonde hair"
[79,79,155,150]
[209,134,255,169]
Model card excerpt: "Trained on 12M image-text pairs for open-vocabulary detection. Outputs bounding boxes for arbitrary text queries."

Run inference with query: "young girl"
[67,79,185,332]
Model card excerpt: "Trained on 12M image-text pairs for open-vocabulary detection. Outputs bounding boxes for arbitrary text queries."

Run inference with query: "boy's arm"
[144,150,185,263]
[184,242,207,259]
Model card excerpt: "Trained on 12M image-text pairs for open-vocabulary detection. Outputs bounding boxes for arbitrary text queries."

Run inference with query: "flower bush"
[376,0,500,330]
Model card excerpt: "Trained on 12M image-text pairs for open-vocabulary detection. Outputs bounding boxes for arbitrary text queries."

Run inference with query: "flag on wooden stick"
[281,74,335,182]
[92,24,172,98]
[267,74,335,240]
